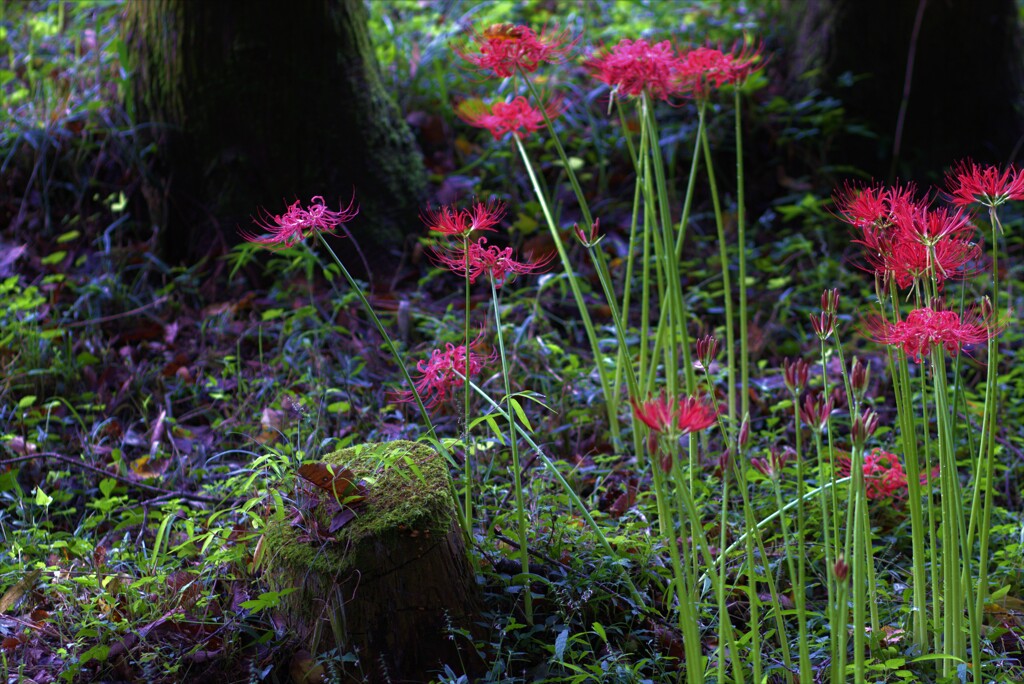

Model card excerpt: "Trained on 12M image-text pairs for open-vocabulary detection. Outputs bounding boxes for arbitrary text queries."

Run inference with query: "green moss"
[262,440,455,577]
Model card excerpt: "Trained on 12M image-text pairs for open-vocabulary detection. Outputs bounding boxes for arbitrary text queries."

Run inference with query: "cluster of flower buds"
[799,392,833,432]
[851,408,880,448]
[696,334,720,371]
[751,446,792,479]
[810,288,840,340]
[783,357,809,395]
[573,219,603,248]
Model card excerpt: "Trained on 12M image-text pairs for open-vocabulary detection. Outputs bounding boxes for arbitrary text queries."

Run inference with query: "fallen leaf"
[0,569,42,613]
[298,463,366,505]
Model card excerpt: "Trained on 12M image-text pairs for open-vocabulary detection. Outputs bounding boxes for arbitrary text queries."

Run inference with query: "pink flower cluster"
[834,182,980,291]
[457,96,562,141]
[409,341,489,409]
[453,23,574,78]
[838,449,939,501]
[432,236,553,287]
[586,39,761,101]
[869,306,994,362]
[631,392,719,436]
[242,195,357,249]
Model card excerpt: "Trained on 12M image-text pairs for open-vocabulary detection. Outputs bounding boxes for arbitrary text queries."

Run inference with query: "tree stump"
[262,440,482,683]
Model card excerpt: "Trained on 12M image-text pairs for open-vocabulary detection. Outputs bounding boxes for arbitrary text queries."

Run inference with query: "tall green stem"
[490,277,532,623]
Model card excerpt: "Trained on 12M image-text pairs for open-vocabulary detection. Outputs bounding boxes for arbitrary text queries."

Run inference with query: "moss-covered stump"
[263,440,482,682]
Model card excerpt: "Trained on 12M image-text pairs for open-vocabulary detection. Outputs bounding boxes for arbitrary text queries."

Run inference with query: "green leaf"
[240,587,297,611]
[260,308,285,321]
[17,395,36,409]
[40,251,67,265]
[56,230,80,243]
[79,644,110,665]
[553,629,569,661]
[591,622,607,643]
[99,478,117,498]
[34,486,53,507]
[508,397,533,432]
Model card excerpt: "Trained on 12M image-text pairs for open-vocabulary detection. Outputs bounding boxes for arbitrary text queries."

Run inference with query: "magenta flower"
[586,38,686,100]
[868,306,995,361]
[404,341,489,409]
[421,199,505,238]
[457,96,561,140]
[453,23,574,79]
[946,159,1024,208]
[242,195,358,249]
[432,236,552,287]
[677,42,763,97]
[630,392,719,435]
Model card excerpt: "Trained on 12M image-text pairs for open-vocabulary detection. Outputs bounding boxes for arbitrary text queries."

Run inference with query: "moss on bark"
[263,440,482,682]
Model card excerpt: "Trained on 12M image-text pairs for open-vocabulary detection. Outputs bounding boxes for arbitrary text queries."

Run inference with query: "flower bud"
[573,218,602,248]
[850,357,870,402]
[738,413,750,450]
[696,335,720,370]
[851,408,879,448]
[783,358,809,394]
[821,288,840,315]
[833,555,849,582]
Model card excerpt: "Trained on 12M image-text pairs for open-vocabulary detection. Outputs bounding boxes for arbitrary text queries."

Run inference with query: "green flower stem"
[313,233,468,539]
[699,109,736,430]
[462,241,473,534]
[512,136,621,448]
[645,97,697,399]
[648,444,704,684]
[489,277,532,624]
[728,450,793,672]
[849,440,869,683]
[932,350,968,672]
[734,88,750,422]
[463,375,645,607]
[789,395,812,682]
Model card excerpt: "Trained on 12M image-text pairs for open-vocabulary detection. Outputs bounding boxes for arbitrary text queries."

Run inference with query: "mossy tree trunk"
[782,0,1024,180]
[123,0,426,278]
[263,441,483,683]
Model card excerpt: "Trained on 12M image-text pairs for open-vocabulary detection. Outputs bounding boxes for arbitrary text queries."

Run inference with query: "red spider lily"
[453,23,574,78]
[585,38,686,100]
[841,185,981,291]
[631,392,719,435]
[402,341,490,409]
[946,159,1024,208]
[867,305,996,361]
[892,203,975,246]
[832,181,918,229]
[835,449,939,501]
[242,195,358,249]
[677,41,763,97]
[432,236,553,287]
[421,199,505,238]
[457,96,561,140]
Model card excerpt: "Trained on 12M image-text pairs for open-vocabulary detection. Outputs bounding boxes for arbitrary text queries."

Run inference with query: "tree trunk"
[262,440,483,683]
[123,0,426,279]
[783,0,1024,181]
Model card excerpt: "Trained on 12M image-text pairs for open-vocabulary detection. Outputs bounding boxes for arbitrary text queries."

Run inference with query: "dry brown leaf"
[0,569,41,613]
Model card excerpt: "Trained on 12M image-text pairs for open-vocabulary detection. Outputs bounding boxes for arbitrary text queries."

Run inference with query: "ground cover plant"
[4,1,1024,683]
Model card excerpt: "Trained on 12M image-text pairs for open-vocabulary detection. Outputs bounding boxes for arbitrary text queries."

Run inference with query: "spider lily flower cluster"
[241,195,357,249]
